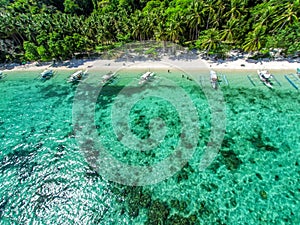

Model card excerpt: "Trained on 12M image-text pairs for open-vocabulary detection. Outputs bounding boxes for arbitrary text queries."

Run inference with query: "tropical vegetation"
[0,0,299,63]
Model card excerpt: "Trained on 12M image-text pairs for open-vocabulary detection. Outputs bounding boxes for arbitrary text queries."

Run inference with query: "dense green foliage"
[0,0,299,62]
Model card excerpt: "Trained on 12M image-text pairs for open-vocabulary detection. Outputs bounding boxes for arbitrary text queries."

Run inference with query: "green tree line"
[0,0,299,63]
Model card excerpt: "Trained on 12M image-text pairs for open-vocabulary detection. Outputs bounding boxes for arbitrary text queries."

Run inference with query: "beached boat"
[257,70,273,88]
[139,71,155,85]
[40,69,54,80]
[101,71,117,84]
[68,70,87,83]
[210,70,218,89]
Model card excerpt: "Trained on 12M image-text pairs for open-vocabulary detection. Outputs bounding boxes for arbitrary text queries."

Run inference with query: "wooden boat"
[40,69,54,80]
[210,70,218,89]
[257,70,273,89]
[101,71,117,84]
[139,71,155,85]
[68,69,87,83]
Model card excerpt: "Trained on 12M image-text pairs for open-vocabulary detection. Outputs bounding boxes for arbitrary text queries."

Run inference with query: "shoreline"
[1,55,299,74]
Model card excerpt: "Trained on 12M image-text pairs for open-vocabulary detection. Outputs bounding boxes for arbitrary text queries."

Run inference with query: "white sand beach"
[2,55,299,73]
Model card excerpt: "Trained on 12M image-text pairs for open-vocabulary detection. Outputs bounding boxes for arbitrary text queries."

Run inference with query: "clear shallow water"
[0,70,299,224]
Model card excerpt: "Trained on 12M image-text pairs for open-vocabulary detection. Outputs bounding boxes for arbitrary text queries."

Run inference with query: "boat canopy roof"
[210,70,217,79]
[141,72,152,79]
[259,70,271,78]
[41,69,53,76]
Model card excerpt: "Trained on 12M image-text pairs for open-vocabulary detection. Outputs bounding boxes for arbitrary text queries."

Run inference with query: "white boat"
[101,72,116,84]
[139,71,155,85]
[257,70,273,88]
[0,70,8,80]
[210,70,218,89]
[68,70,87,83]
[41,69,53,79]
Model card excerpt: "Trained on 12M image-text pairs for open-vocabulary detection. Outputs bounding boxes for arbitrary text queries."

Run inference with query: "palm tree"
[166,20,181,43]
[213,0,226,28]
[131,10,145,41]
[196,28,221,54]
[242,24,267,52]
[187,0,205,40]
[220,18,238,44]
[224,0,247,21]
[204,0,217,29]
[273,0,299,30]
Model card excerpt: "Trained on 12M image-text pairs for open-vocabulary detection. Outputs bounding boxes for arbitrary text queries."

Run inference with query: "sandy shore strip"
[1,55,299,73]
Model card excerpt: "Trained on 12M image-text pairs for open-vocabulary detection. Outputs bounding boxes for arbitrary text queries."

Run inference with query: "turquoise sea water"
[0,69,299,224]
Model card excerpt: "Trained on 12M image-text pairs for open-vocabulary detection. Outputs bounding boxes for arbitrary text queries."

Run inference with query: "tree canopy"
[0,0,299,62]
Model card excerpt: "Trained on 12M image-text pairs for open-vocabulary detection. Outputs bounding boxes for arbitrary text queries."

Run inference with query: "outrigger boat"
[68,69,88,83]
[101,71,117,84]
[0,71,7,80]
[210,70,218,89]
[40,69,54,80]
[257,70,273,89]
[139,71,155,85]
